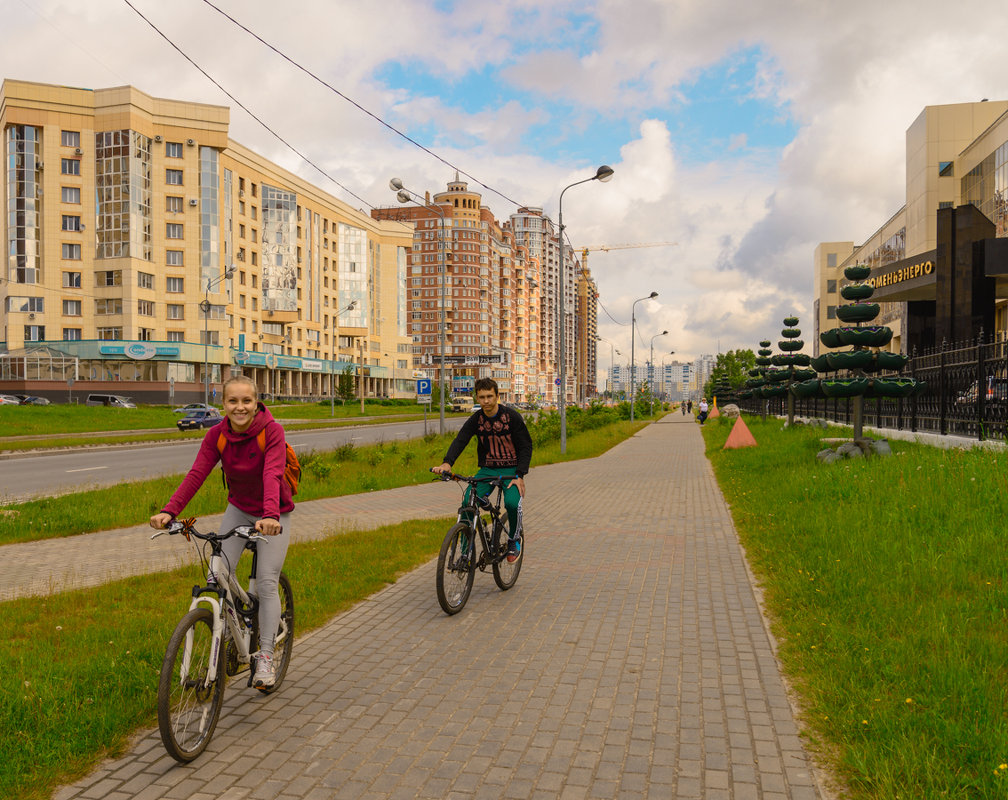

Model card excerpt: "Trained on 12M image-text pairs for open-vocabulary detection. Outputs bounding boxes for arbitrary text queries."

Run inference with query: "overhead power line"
[122,0,373,209]
[197,0,525,210]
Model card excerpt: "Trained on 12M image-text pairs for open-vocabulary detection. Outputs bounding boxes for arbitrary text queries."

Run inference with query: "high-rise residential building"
[694,354,715,396]
[1,79,413,402]
[576,268,598,403]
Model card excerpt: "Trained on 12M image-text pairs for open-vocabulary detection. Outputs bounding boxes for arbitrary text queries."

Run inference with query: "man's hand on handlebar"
[431,463,453,477]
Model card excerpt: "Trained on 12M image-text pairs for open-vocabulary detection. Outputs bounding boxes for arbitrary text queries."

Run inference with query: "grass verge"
[702,414,1008,799]
[0,420,645,546]
[2,517,451,800]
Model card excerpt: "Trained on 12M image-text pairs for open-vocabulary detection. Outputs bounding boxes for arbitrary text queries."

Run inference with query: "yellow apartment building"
[1,79,413,403]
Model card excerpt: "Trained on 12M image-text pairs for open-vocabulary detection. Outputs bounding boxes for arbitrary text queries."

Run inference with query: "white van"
[85,393,136,408]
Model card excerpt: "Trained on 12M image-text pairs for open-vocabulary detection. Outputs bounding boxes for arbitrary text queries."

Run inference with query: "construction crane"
[578,242,678,270]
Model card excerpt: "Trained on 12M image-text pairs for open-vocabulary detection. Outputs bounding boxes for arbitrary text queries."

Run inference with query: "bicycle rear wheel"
[157,608,225,762]
[436,522,476,615]
[253,572,295,694]
[492,522,523,590]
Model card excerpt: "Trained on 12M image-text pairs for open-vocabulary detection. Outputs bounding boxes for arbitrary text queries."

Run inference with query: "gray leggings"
[218,504,291,654]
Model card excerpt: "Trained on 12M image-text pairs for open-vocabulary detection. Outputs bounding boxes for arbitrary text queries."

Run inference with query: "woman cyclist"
[149,375,293,689]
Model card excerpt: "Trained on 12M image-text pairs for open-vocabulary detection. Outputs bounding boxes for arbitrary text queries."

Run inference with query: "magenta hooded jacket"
[160,402,294,521]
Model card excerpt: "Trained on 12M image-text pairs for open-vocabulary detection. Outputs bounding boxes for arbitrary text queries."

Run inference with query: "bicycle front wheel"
[492,524,523,591]
[157,608,225,762]
[436,522,476,615]
[253,572,295,694]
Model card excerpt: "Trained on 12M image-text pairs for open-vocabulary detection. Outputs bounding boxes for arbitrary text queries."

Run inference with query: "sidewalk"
[48,414,828,799]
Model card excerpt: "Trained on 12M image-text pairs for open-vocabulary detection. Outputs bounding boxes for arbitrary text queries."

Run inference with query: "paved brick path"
[46,415,827,799]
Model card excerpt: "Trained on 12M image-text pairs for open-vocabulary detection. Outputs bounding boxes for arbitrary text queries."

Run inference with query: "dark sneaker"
[506,538,521,563]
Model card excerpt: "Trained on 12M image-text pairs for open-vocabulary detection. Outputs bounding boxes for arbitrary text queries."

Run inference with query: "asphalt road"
[0,417,465,502]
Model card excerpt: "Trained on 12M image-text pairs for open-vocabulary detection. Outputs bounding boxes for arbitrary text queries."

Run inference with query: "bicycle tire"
[157,608,225,762]
[436,522,476,615]
[252,571,295,694]
[492,522,523,591]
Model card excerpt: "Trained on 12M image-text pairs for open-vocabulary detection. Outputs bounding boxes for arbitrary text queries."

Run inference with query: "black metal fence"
[735,334,1008,441]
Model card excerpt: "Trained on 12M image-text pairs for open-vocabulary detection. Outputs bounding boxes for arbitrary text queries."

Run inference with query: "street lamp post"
[649,330,668,416]
[330,300,358,416]
[201,265,235,406]
[390,178,448,435]
[659,351,676,403]
[557,165,614,454]
[630,292,658,422]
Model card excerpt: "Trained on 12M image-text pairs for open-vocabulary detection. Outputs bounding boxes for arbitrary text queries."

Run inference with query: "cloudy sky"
[5,0,1008,385]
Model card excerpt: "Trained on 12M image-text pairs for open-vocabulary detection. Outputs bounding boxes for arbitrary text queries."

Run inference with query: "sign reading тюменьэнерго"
[867,258,934,289]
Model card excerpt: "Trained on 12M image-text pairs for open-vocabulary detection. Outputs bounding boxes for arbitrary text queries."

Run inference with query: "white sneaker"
[252,652,276,688]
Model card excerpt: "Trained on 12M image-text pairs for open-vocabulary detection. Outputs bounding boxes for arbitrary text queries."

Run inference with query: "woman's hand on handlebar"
[255,517,283,537]
[150,512,173,530]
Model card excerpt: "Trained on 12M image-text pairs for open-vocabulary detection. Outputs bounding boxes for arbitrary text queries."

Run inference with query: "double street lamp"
[330,300,358,416]
[201,265,235,406]
[629,292,658,422]
[557,164,614,453]
[390,178,447,435]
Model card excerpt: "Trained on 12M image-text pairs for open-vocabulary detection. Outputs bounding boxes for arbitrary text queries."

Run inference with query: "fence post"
[977,328,986,442]
[909,346,918,433]
[939,340,947,436]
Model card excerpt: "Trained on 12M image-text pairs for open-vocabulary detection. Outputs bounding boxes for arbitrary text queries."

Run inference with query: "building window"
[24,325,45,342]
[96,299,123,315]
[166,195,183,213]
[138,272,154,290]
[61,243,81,260]
[939,161,954,177]
[97,327,122,340]
[138,299,155,316]
[827,279,837,293]
[165,142,183,158]
[62,215,82,232]
[827,253,837,268]
[63,271,81,288]
[61,158,80,176]
[236,247,245,262]
[166,330,184,342]
[166,169,183,186]
[166,249,184,266]
[167,304,184,320]
[61,130,80,148]
[251,252,257,266]
[97,270,122,287]
[61,186,81,204]
[7,296,44,313]
[166,277,184,293]
[63,328,82,340]
[138,327,154,341]
[939,200,954,209]
[62,299,82,316]
[827,305,836,319]
[166,223,183,239]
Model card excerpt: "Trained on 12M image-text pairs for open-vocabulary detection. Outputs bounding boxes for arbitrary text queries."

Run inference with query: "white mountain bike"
[152,518,294,762]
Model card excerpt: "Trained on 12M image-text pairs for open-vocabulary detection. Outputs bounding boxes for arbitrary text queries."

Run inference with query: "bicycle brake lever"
[150,530,167,540]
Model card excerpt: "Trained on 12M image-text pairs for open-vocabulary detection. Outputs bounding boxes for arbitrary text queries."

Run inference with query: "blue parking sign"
[416,378,431,395]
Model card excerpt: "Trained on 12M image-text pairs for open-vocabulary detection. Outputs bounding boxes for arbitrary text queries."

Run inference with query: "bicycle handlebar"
[150,518,271,542]
[429,468,516,488]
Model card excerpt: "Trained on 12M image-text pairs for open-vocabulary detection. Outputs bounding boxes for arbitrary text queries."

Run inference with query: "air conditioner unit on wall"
[74,147,82,156]
[154,135,163,142]
[189,198,198,207]
[186,138,195,146]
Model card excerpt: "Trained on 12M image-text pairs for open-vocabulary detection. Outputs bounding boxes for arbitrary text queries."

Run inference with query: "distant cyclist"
[433,378,532,563]
[150,375,293,689]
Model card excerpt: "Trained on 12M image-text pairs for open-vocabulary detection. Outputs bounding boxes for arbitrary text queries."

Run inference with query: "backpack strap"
[216,431,227,455]
[256,429,267,453]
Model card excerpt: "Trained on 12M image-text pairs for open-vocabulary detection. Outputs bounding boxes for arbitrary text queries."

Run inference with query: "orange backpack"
[216,429,301,496]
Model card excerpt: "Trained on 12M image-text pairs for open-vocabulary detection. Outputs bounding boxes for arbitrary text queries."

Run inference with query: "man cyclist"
[433,378,532,563]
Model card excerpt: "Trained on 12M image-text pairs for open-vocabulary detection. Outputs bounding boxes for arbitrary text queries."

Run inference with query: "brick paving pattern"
[41,415,826,799]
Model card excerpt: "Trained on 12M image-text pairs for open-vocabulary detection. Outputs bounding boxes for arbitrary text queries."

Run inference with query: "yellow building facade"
[2,79,412,402]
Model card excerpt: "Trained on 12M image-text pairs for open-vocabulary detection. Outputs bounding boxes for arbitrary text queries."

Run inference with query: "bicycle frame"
[456,478,509,566]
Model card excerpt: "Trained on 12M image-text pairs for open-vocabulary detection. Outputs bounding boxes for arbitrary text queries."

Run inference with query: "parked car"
[0,394,22,405]
[86,393,136,408]
[19,396,51,405]
[955,377,1008,407]
[173,402,216,415]
[176,409,223,431]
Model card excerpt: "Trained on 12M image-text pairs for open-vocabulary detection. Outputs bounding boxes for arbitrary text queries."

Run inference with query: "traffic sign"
[416,378,432,404]
[554,378,561,386]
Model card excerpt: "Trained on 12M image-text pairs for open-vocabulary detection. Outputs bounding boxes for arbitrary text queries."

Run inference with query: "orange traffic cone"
[723,416,757,449]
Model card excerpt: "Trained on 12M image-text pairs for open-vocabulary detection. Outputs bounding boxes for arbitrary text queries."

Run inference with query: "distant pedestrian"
[698,398,709,424]
[681,401,687,415]
[687,400,693,414]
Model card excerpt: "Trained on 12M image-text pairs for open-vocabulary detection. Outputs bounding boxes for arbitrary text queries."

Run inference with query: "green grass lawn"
[702,415,1008,799]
